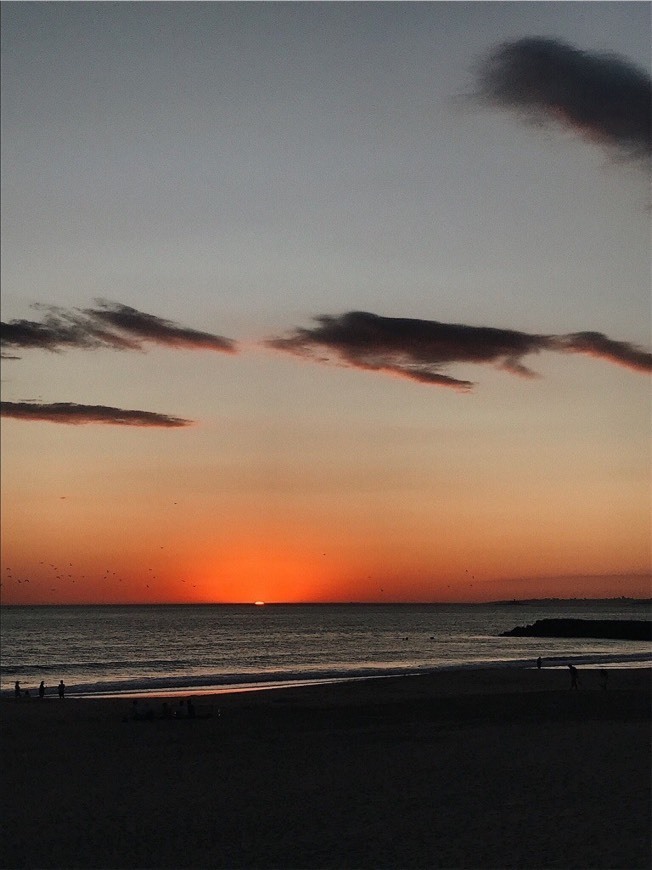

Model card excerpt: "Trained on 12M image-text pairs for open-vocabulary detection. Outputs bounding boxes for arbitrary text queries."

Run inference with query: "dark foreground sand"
[1,667,650,869]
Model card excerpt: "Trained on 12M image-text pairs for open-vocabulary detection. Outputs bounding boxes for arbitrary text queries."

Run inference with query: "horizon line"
[2,596,650,608]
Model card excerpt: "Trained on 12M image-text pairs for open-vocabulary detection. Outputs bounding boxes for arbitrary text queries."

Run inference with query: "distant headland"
[501,618,652,641]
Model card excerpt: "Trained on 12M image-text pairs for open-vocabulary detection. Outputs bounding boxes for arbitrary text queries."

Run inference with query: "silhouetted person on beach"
[568,664,579,690]
[14,681,21,699]
[58,680,65,699]
[39,681,45,699]
[599,669,609,691]
[536,656,542,669]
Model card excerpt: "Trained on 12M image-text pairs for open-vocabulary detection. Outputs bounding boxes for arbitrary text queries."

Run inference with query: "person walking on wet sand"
[568,664,579,690]
[14,681,21,699]
[39,680,45,699]
[58,680,65,699]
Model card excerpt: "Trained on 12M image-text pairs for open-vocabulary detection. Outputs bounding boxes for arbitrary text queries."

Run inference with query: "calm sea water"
[1,602,650,699]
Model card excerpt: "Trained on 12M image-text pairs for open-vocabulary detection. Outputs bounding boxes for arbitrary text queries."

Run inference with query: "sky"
[1,1,650,604]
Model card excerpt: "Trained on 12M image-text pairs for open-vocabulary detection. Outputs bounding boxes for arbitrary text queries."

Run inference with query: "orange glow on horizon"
[2,502,649,605]
[1,541,649,607]
[194,544,337,604]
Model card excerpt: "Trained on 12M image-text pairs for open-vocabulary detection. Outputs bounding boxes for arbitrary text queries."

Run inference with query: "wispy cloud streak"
[1,402,193,427]
[474,37,652,160]
[268,312,652,390]
[1,301,237,358]
[558,332,652,373]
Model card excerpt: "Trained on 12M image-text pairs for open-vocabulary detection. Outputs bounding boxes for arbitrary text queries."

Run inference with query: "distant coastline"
[492,597,651,606]
[1,597,651,608]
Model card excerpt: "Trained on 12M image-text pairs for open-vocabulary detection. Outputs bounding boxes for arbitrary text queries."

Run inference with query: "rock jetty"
[500,618,651,641]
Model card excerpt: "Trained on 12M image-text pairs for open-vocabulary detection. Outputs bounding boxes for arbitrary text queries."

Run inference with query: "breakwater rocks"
[501,619,652,641]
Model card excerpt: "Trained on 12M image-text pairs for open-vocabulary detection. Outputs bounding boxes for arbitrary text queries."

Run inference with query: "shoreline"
[3,660,648,704]
[4,652,651,701]
[2,666,650,869]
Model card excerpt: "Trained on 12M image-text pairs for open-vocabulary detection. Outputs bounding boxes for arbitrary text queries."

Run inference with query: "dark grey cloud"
[474,37,652,160]
[1,401,193,427]
[1,300,237,358]
[268,311,652,391]
[82,301,236,352]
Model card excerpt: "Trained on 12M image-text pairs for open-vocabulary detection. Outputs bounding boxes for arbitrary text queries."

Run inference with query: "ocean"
[1,601,650,699]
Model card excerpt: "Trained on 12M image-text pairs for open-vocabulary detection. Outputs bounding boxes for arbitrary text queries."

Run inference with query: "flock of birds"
[1,557,199,595]
[2,543,480,599]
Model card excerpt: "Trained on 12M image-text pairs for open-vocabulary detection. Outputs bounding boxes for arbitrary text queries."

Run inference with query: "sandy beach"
[1,667,650,869]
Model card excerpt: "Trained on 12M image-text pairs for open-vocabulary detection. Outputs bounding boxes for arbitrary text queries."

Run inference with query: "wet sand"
[1,667,650,869]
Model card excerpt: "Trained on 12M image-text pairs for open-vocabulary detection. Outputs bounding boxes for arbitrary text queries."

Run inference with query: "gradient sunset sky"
[2,2,650,604]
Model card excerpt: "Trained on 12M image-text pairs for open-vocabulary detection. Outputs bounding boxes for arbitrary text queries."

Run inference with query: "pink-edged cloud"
[474,37,651,161]
[268,311,652,390]
[1,401,194,428]
[1,300,237,358]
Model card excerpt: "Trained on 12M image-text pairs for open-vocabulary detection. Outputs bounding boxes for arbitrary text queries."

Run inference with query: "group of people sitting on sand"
[128,697,212,721]
[14,680,65,699]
